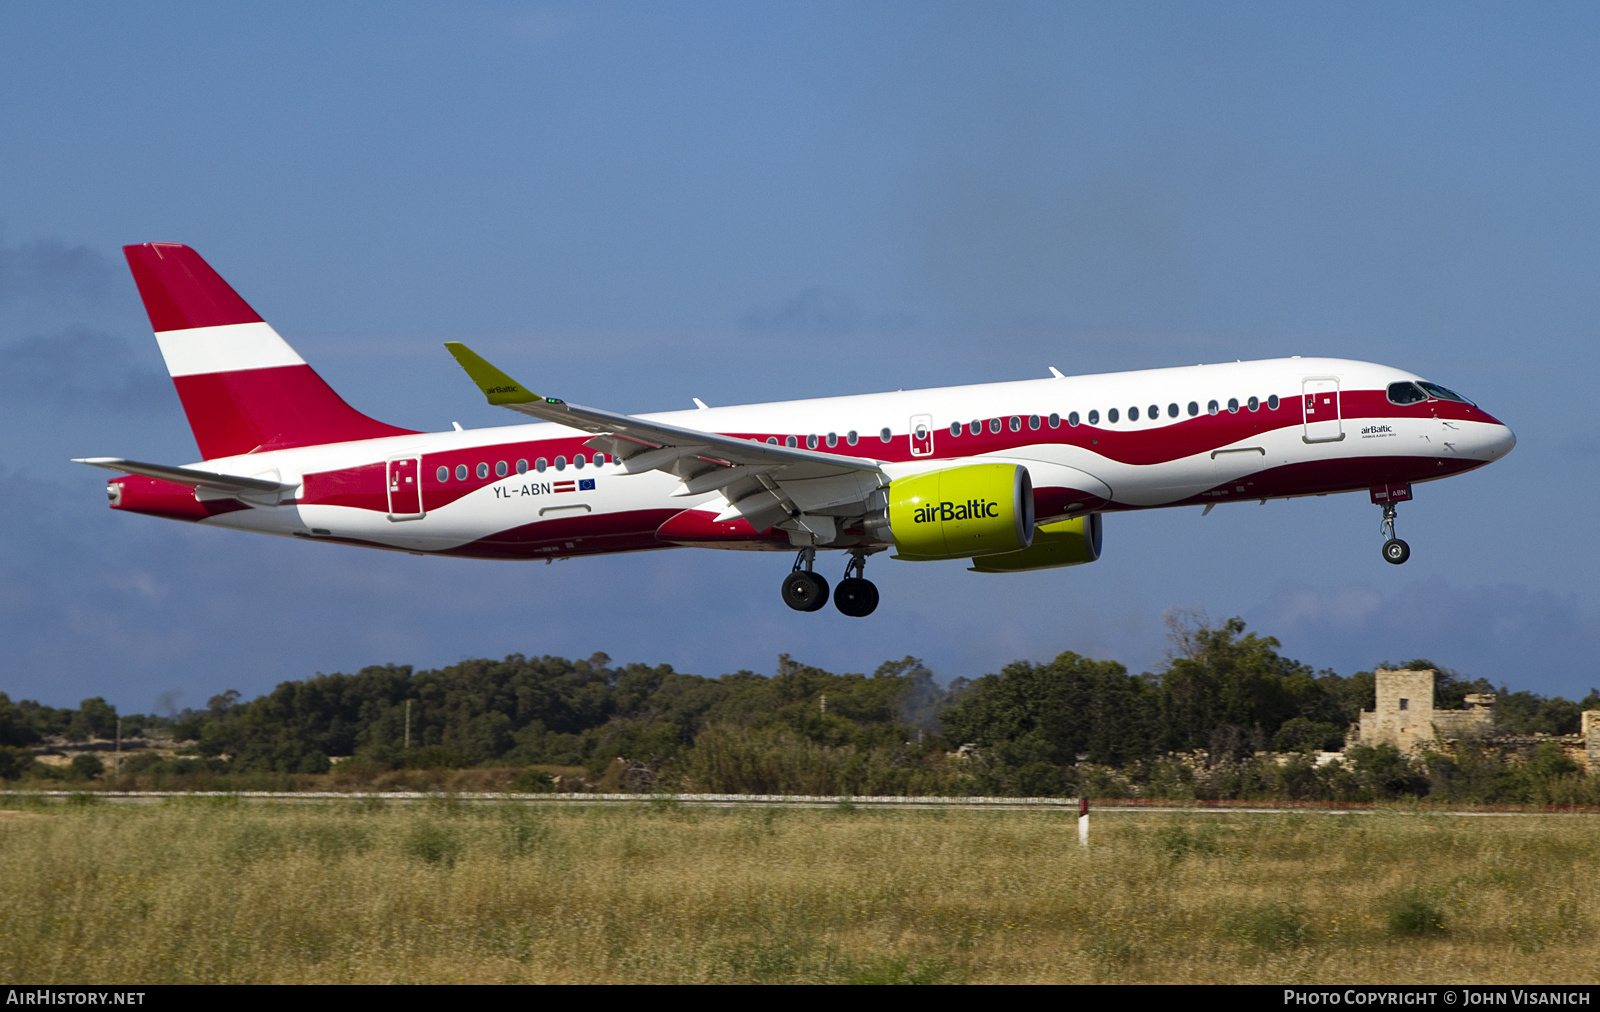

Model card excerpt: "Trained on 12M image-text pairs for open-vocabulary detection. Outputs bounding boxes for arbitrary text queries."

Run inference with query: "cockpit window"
[1419,381,1473,405]
[1386,381,1428,405]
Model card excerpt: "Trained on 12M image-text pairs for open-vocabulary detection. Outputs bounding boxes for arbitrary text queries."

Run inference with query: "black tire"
[1382,538,1410,565]
[834,577,879,617]
[781,571,830,612]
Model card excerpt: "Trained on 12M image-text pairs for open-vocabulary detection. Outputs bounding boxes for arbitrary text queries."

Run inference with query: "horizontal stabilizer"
[73,457,290,495]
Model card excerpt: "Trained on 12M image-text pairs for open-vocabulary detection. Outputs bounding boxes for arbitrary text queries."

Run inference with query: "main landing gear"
[833,551,879,618]
[780,548,879,617]
[1380,502,1410,565]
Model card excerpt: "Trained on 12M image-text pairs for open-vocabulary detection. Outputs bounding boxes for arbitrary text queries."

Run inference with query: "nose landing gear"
[1380,502,1409,565]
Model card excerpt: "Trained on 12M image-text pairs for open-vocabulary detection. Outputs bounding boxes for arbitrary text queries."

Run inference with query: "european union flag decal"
[578,479,596,491]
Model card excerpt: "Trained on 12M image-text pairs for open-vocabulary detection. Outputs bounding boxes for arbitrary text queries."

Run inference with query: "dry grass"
[1,798,1596,983]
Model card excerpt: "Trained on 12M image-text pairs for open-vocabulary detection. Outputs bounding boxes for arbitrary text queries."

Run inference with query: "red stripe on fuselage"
[1168,454,1486,509]
[440,508,682,560]
[300,461,388,511]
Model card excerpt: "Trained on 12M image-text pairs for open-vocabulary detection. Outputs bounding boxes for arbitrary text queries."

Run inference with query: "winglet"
[443,342,552,406]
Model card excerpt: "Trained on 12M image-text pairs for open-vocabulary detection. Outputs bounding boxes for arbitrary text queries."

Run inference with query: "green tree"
[69,753,105,780]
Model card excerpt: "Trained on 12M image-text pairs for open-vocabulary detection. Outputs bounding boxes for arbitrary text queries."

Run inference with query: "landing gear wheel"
[834,577,879,617]
[1382,538,1410,565]
[781,571,831,612]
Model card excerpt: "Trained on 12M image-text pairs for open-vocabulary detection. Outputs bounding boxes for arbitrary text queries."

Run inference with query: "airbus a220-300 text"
[80,244,1517,617]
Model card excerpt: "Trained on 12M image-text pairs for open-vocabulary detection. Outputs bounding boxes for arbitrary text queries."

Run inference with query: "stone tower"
[1354,669,1495,754]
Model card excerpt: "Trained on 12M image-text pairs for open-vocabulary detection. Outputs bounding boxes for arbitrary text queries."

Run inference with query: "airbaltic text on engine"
[913,499,1000,522]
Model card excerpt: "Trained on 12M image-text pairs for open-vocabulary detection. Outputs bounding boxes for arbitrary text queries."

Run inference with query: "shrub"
[403,822,462,866]
[1388,896,1447,937]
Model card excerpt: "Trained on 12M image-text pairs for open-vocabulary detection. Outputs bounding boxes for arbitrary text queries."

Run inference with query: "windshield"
[1418,381,1474,405]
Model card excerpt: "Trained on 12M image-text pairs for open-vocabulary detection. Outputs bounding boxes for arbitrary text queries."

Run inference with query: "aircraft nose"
[1488,423,1516,460]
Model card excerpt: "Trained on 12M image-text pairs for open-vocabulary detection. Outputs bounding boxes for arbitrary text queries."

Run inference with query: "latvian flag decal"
[553,480,576,493]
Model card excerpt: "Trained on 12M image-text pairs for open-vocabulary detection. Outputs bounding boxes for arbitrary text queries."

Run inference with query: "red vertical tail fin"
[123,243,415,459]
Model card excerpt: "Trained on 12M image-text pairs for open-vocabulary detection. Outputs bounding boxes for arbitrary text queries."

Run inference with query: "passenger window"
[1208,400,1219,415]
[436,466,449,482]
[879,428,892,443]
[969,420,981,436]
[555,456,567,471]
[1029,414,1040,430]
[767,437,778,445]
[847,431,859,445]
[827,432,838,447]
[1187,401,1199,417]
[1067,411,1079,427]
[1267,394,1280,410]
[1088,410,1099,425]
[477,463,489,479]
[1108,408,1119,423]
[535,458,547,473]
[496,461,508,477]
[949,422,961,437]
[1247,396,1259,412]
[1009,416,1021,432]
[785,435,798,448]
[455,464,468,481]
[988,418,1001,434]
[1148,404,1159,420]
[1128,406,1140,421]
[1227,398,1239,413]
[1048,412,1060,428]
[1168,403,1179,418]
[806,434,818,449]
[516,459,528,475]
[574,455,586,469]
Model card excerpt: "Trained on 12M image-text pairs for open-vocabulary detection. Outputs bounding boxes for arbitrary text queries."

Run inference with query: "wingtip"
[444,342,540,405]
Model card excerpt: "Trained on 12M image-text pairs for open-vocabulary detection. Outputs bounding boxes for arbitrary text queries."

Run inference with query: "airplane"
[77,243,1517,617]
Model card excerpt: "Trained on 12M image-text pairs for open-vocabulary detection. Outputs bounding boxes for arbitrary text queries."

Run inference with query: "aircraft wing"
[445,343,887,537]
[72,457,291,495]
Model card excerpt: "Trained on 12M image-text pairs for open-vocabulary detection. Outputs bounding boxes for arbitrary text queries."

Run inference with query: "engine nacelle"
[866,463,1035,561]
[967,513,1102,573]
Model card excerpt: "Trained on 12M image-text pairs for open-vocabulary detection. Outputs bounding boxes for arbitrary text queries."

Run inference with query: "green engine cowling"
[967,513,1103,573]
[870,463,1035,561]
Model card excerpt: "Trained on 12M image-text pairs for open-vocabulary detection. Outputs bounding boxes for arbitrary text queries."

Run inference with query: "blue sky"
[2,2,1597,711]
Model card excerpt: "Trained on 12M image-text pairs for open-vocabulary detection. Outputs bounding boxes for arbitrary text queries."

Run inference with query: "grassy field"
[1,798,1596,984]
